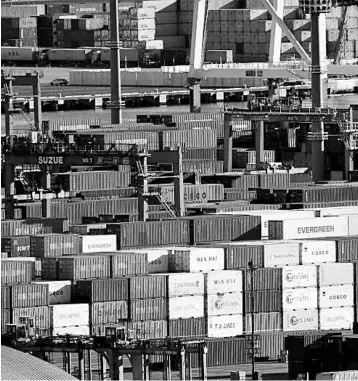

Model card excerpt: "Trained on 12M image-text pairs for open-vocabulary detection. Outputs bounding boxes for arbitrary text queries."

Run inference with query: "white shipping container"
[33,280,72,305]
[318,263,354,286]
[50,304,89,328]
[348,215,358,236]
[299,240,336,264]
[52,325,90,336]
[283,309,319,331]
[170,248,225,273]
[206,292,243,316]
[207,314,243,337]
[282,287,318,311]
[318,206,358,217]
[318,285,354,308]
[167,273,205,297]
[80,235,116,253]
[205,270,243,294]
[316,371,358,380]
[281,265,317,289]
[319,307,354,330]
[168,295,204,319]
[263,242,300,267]
[269,216,349,240]
[120,249,168,273]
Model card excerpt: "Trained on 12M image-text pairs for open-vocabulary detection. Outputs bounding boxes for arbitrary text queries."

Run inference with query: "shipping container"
[129,275,166,299]
[244,290,283,313]
[10,284,49,308]
[205,270,243,294]
[299,240,337,264]
[80,235,116,253]
[1,287,10,309]
[318,263,354,286]
[169,247,225,273]
[207,314,243,338]
[30,234,80,258]
[206,293,243,316]
[168,295,204,319]
[50,304,89,328]
[72,278,128,303]
[120,249,168,274]
[282,287,317,310]
[168,317,206,338]
[283,309,319,332]
[166,273,205,297]
[90,301,128,325]
[316,371,358,380]
[319,307,354,330]
[111,252,148,277]
[1,260,34,285]
[243,267,282,291]
[129,298,167,321]
[127,320,168,340]
[1,236,30,257]
[12,306,50,330]
[192,215,261,244]
[56,256,110,280]
[281,265,317,289]
[318,285,354,308]
[107,220,190,249]
[263,242,300,268]
[336,237,358,262]
[269,216,349,240]
[244,312,282,334]
[32,280,71,305]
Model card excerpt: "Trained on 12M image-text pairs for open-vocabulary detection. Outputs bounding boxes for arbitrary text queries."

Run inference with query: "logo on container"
[285,272,309,282]
[286,293,309,304]
[322,291,348,300]
[289,315,314,326]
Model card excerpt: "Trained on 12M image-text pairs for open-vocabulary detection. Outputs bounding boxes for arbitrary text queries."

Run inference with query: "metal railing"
[2,68,44,78]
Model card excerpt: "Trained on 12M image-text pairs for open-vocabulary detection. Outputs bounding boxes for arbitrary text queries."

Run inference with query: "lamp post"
[248,261,258,380]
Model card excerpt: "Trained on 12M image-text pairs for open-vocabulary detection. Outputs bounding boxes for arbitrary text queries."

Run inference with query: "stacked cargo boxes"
[205,271,244,338]
[50,304,90,335]
[2,17,38,47]
[167,273,206,337]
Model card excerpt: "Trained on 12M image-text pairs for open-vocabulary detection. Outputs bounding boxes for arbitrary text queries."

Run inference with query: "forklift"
[4,317,38,346]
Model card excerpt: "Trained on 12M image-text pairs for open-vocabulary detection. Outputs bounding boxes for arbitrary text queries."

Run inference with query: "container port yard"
[1,0,358,380]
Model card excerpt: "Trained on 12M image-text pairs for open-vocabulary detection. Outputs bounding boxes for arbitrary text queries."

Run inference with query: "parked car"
[50,78,69,86]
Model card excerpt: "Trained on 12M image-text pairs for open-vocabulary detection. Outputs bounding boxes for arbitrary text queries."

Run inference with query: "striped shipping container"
[107,220,190,249]
[1,236,30,257]
[30,234,80,258]
[129,298,167,321]
[244,290,282,313]
[90,301,128,325]
[12,306,51,331]
[1,287,10,309]
[161,129,217,149]
[243,268,282,291]
[182,160,224,174]
[10,284,49,308]
[191,215,261,244]
[127,320,168,339]
[1,309,10,333]
[168,317,206,338]
[129,275,167,299]
[244,312,282,334]
[72,279,128,303]
[1,218,69,236]
[1,260,34,285]
[336,237,358,262]
[111,252,148,277]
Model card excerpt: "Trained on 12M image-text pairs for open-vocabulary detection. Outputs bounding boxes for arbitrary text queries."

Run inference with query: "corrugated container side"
[58,256,111,280]
[111,252,148,277]
[90,301,128,325]
[130,298,167,321]
[168,317,206,338]
[1,309,10,332]
[1,287,10,309]
[72,279,128,303]
[129,275,167,299]
[244,290,283,313]
[244,312,282,334]
[40,258,58,280]
[243,268,282,291]
[1,260,34,285]
[11,284,49,308]
[192,215,261,243]
[336,237,358,262]
[12,306,51,330]
[259,332,285,359]
[225,245,264,269]
[128,320,168,339]
[33,280,72,305]
[167,273,205,297]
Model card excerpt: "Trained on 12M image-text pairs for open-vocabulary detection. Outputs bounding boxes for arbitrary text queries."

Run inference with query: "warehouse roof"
[1,346,77,380]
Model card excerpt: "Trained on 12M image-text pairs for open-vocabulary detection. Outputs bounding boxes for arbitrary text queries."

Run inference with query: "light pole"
[248,261,258,380]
